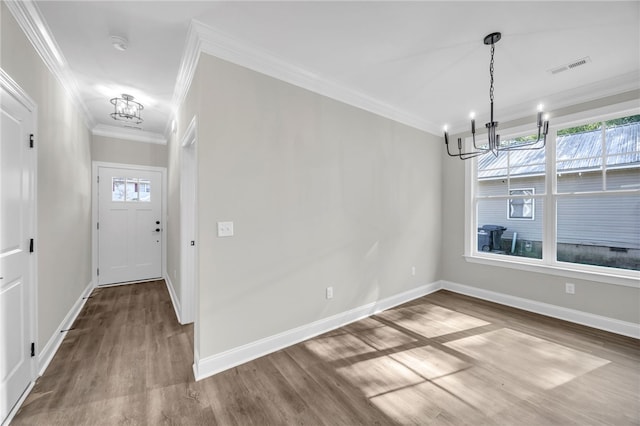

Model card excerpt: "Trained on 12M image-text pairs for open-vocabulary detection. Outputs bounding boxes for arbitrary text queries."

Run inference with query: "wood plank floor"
[12,280,640,425]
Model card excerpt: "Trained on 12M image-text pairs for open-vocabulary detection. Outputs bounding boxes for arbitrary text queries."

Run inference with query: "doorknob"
[154,228,161,232]
[156,221,160,225]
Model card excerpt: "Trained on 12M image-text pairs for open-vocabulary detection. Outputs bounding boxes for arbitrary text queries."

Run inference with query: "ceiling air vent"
[549,57,591,75]
[123,125,143,131]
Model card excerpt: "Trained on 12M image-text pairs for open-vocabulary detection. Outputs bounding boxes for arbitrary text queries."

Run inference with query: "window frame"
[464,100,640,288]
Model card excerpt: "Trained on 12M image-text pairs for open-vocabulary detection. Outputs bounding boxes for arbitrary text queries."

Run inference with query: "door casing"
[180,116,198,325]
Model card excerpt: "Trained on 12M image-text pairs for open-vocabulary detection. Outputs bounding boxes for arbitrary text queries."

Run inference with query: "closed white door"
[1,86,35,422]
[97,166,162,285]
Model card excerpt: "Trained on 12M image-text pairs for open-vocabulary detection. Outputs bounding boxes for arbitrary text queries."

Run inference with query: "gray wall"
[442,91,640,324]
[2,3,93,349]
[184,53,442,359]
[92,134,167,168]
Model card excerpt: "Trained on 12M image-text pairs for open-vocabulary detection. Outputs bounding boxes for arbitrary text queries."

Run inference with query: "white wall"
[184,53,442,359]
[441,91,640,324]
[92,134,167,168]
[1,3,92,349]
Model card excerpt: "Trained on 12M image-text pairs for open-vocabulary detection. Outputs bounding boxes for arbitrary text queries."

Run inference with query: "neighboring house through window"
[468,109,640,281]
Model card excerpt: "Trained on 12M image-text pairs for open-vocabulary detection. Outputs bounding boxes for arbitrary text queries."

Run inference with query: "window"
[508,189,535,220]
[476,133,545,259]
[112,177,151,202]
[555,115,640,271]
[469,110,640,280]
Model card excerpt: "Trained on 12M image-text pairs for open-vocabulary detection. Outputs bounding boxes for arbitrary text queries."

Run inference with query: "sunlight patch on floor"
[444,328,610,390]
[389,345,471,380]
[356,325,418,350]
[336,356,424,398]
[370,380,474,424]
[377,304,490,338]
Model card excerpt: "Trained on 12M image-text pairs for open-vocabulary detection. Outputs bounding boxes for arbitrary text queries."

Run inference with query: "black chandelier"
[444,32,549,160]
[110,94,143,124]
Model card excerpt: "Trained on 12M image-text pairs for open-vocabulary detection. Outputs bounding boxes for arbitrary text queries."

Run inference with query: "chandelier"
[444,32,549,160]
[110,94,143,124]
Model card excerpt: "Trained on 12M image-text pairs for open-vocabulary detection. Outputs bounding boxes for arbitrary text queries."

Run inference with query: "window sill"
[464,254,640,288]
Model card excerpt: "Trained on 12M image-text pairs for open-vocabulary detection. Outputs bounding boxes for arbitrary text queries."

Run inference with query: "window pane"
[139,179,151,202]
[556,122,603,193]
[507,145,545,192]
[557,165,603,193]
[606,167,640,191]
[126,178,139,201]
[476,134,545,197]
[112,178,125,201]
[557,195,640,271]
[477,198,543,259]
[605,117,640,191]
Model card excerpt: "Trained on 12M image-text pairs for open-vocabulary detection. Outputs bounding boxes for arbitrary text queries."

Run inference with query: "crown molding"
[170,21,202,115]
[92,124,167,145]
[171,20,640,138]
[165,21,203,140]
[447,72,640,135]
[4,0,95,130]
[0,67,37,112]
[171,19,442,135]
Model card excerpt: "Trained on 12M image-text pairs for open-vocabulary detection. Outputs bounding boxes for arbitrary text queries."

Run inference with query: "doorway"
[92,163,166,286]
[180,117,197,324]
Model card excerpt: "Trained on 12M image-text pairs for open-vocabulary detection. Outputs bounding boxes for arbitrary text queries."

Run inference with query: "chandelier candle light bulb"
[444,32,550,160]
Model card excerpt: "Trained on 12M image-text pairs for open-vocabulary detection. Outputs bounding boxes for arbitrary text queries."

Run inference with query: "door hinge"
[29,134,34,148]
[29,238,34,253]
[97,222,99,230]
[190,240,195,246]
[31,342,35,357]
[97,268,99,276]
[97,176,100,183]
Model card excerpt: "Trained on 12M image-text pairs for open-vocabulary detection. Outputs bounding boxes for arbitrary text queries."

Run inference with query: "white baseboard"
[2,380,35,426]
[193,281,441,381]
[441,280,640,339]
[38,280,94,376]
[193,279,639,381]
[164,274,183,324]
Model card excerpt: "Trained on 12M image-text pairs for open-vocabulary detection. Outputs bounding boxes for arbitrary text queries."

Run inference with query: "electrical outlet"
[565,283,575,294]
[326,286,334,299]
[411,266,416,276]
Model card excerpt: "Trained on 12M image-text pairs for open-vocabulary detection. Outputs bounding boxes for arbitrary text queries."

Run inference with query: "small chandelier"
[444,32,549,160]
[110,94,143,124]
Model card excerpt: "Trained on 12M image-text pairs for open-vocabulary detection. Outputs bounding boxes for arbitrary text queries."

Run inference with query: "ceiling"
[28,1,640,142]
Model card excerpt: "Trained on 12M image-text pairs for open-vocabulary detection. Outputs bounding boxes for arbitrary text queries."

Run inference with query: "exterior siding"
[479,172,640,249]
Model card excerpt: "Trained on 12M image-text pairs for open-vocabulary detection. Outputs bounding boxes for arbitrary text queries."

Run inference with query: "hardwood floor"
[12,280,640,425]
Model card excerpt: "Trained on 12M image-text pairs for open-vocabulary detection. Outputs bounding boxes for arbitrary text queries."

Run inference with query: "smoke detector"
[111,35,128,51]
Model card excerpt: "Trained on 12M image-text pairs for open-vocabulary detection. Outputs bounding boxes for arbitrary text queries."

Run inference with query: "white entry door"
[97,166,162,285]
[1,84,35,422]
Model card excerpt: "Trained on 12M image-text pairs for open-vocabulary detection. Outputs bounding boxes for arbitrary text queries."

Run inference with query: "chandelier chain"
[489,43,495,104]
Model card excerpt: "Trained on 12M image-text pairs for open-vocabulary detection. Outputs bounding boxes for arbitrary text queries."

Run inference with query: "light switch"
[217,221,234,237]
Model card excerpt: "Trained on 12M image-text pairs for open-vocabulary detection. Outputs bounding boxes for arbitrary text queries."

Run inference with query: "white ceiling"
[31,1,640,142]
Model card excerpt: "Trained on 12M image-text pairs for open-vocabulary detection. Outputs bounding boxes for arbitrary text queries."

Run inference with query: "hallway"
[12,281,203,424]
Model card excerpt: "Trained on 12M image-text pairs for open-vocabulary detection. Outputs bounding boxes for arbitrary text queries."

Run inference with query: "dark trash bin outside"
[477,225,507,252]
